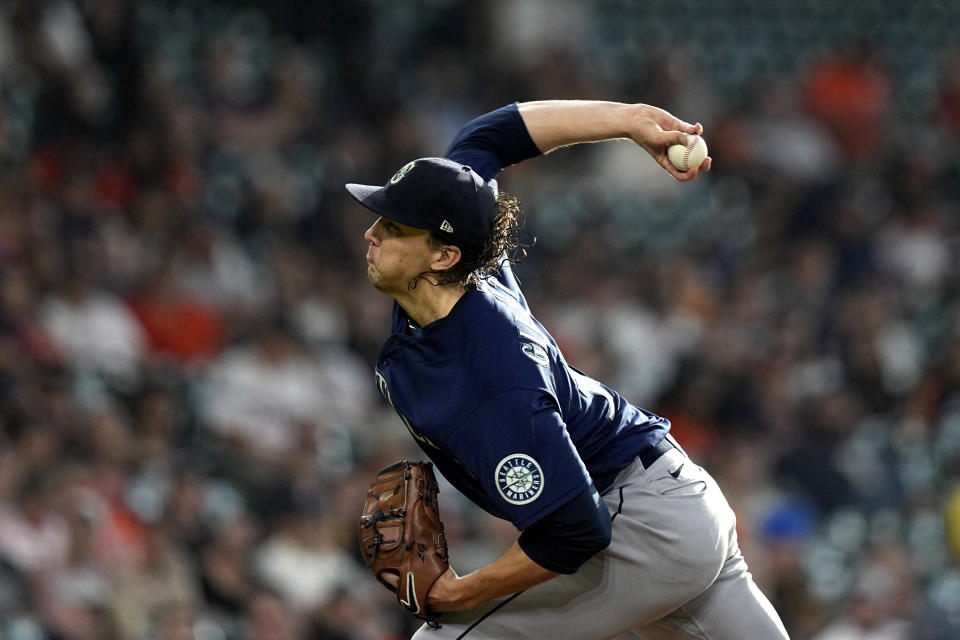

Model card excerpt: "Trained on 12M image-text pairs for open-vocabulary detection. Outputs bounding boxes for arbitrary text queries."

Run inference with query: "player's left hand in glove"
[359,460,450,626]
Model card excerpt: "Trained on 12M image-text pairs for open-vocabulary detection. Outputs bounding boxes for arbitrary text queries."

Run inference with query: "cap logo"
[390,161,416,185]
[440,220,454,233]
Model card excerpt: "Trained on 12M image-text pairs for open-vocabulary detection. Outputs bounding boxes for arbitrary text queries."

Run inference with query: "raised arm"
[447,101,709,182]
[518,100,711,180]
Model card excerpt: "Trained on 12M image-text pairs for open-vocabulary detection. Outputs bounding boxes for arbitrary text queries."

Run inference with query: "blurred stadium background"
[0,0,959,638]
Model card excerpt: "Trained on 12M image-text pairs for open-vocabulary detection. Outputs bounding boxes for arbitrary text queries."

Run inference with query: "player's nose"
[364,223,378,244]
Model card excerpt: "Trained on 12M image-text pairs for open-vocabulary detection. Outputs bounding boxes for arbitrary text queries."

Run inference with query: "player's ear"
[431,244,461,272]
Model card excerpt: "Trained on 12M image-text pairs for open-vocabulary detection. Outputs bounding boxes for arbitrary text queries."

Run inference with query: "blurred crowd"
[0,1,959,639]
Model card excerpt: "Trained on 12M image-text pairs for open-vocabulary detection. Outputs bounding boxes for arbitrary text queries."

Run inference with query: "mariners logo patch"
[495,454,544,505]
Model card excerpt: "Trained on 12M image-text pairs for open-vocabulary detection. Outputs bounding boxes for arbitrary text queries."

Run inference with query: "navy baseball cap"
[345,157,496,254]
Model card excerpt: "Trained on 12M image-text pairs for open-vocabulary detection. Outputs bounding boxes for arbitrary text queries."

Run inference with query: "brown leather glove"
[359,461,449,626]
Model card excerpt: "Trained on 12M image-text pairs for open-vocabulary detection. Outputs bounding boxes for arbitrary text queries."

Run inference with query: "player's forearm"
[429,541,558,612]
[518,100,640,154]
[517,100,708,180]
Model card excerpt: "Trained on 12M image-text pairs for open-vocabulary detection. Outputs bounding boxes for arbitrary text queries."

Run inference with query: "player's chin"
[366,268,395,294]
[366,264,382,286]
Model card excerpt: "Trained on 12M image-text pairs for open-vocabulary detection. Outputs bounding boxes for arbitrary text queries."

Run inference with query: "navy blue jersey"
[373,104,670,532]
[375,262,669,531]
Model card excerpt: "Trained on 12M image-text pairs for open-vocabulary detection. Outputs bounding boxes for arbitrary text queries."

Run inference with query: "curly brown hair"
[409,191,529,290]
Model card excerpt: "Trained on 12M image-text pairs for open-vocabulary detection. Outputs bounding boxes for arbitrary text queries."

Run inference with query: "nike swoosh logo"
[398,572,420,614]
[669,463,684,479]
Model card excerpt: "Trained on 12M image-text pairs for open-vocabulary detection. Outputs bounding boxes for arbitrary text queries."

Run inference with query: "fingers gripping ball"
[359,461,449,627]
[668,134,708,171]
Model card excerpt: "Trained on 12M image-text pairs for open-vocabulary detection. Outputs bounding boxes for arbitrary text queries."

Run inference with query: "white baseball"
[667,134,708,171]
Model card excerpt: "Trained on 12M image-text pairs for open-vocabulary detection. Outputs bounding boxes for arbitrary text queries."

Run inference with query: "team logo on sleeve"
[495,454,544,505]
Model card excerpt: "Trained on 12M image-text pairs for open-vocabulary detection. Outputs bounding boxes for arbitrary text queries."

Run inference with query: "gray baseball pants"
[413,444,789,639]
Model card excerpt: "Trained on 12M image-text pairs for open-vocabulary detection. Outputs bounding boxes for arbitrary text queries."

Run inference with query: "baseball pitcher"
[347,100,789,639]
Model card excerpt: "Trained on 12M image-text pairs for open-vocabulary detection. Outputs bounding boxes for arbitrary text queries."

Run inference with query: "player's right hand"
[630,104,711,181]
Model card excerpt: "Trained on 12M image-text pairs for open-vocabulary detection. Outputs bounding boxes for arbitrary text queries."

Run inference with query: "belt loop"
[638,437,672,470]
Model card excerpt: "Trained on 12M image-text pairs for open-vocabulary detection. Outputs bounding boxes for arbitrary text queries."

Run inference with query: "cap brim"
[345,182,425,230]
[345,183,390,216]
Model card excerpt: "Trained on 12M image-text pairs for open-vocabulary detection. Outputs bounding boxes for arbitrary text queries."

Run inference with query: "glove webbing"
[360,506,405,567]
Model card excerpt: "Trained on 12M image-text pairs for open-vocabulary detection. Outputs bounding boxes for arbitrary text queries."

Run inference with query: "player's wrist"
[427,571,474,612]
[626,104,661,143]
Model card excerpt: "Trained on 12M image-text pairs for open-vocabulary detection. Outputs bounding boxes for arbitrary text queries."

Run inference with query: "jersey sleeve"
[518,486,612,573]
[445,103,541,182]
[443,388,595,531]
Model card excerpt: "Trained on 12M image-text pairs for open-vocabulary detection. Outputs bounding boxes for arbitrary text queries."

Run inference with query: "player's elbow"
[590,517,613,552]
[517,487,613,574]
[579,511,613,558]
[520,516,610,574]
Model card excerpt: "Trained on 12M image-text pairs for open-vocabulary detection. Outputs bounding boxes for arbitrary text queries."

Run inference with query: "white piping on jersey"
[514,318,546,347]
[484,270,615,420]
[483,274,523,308]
